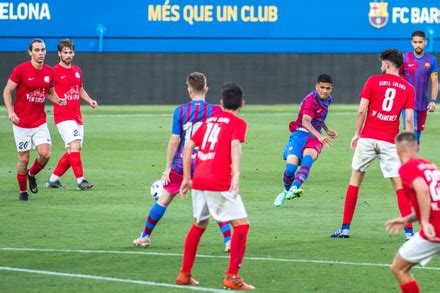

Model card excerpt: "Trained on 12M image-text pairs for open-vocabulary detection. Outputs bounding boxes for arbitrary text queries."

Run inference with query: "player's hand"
[318,135,332,147]
[161,167,171,185]
[89,99,98,108]
[179,178,192,199]
[350,135,360,150]
[428,101,436,112]
[422,222,440,242]
[58,98,67,106]
[8,111,20,124]
[326,129,338,139]
[385,217,405,234]
[229,176,240,197]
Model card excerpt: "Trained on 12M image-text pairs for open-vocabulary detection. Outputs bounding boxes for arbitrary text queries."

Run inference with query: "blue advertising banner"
[0,0,439,52]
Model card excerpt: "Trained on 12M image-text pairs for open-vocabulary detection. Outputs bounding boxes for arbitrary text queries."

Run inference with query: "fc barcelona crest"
[369,2,389,29]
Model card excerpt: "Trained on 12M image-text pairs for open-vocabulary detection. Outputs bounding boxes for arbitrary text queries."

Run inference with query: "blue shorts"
[282,131,323,161]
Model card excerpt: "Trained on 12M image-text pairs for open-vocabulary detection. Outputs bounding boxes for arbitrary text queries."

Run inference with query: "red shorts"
[163,170,183,196]
[415,110,428,131]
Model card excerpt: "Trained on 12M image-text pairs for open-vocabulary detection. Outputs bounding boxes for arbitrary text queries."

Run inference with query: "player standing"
[133,72,232,251]
[46,39,97,190]
[274,74,337,207]
[3,38,66,201]
[386,132,440,293]
[176,83,254,290]
[331,49,415,239]
[401,31,438,144]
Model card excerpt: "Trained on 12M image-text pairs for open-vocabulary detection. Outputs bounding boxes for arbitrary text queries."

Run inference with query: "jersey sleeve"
[359,77,373,100]
[301,96,316,118]
[78,67,84,88]
[431,56,438,73]
[171,106,182,135]
[405,84,416,109]
[399,163,422,189]
[9,65,23,84]
[231,119,247,143]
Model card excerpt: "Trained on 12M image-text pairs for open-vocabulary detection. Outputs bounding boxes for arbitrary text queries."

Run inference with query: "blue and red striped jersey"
[401,52,438,111]
[170,100,221,174]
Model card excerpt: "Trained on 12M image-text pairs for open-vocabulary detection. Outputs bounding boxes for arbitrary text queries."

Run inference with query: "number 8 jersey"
[400,158,440,242]
[360,74,415,143]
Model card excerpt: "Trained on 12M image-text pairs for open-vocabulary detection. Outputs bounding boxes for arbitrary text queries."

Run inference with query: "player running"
[3,38,66,201]
[386,132,440,293]
[401,30,438,145]
[331,49,415,239]
[46,39,97,190]
[274,74,337,207]
[177,83,254,290]
[133,72,232,251]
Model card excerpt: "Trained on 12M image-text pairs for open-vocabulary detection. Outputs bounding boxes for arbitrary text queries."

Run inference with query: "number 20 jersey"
[360,74,415,144]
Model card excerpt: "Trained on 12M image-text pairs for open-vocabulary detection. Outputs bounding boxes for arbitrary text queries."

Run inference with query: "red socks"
[227,224,250,275]
[396,189,413,229]
[17,173,27,192]
[69,152,84,179]
[181,224,205,273]
[28,159,45,177]
[53,152,71,177]
[342,185,359,224]
[400,280,420,293]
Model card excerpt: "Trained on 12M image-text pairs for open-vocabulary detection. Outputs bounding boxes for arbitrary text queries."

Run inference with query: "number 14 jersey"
[360,74,415,144]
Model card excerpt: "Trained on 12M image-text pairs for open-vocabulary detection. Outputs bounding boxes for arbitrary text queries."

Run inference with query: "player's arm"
[413,177,439,240]
[3,79,20,123]
[80,87,97,108]
[351,98,369,150]
[179,139,196,198]
[162,134,181,184]
[229,139,242,196]
[322,122,337,139]
[47,87,66,106]
[404,108,414,133]
[302,115,332,146]
[428,72,438,112]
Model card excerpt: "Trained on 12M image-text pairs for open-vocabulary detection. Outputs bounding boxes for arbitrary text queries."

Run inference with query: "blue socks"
[142,203,167,237]
[292,155,314,189]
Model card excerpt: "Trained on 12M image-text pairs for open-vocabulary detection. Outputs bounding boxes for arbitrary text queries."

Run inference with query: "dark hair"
[58,38,75,52]
[317,74,332,84]
[380,49,404,69]
[411,30,426,39]
[186,72,207,92]
[396,132,417,144]
[28,38,44,51]
[221,83,243,110]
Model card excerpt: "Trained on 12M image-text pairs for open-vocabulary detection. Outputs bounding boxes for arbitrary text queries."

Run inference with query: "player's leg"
[47,152,70,188]
[217,221,232,252]
[17,151,30,201]
[390,254,419,293]
[391,177,414,240]
[69,138,93,190]
[28,124,52,193]
[414,110,427,145]
[176,189,210,286]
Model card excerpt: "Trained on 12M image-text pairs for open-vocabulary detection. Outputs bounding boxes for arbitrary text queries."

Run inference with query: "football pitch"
[0,104,439,292]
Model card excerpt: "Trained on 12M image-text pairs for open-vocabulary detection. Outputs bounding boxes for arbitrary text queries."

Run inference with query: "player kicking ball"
[274,74,336,207]
[386,132,440,293]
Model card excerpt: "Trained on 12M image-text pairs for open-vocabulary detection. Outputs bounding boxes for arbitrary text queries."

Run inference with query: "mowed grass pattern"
[0,105,439,292]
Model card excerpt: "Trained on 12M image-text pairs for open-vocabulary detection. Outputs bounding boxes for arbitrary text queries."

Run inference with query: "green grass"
[0,105,439,292]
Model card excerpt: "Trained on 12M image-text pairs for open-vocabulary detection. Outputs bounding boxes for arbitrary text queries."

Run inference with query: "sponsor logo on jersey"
[75,72,80,79]
[44,76,50,83]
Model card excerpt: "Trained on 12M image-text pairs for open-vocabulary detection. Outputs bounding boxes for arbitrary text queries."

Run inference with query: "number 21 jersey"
[360,74,415,144]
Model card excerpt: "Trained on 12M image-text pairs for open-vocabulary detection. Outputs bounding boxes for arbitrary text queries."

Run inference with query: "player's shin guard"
[17,173,27,193]
[227,224,250,275]
[400,280,420,293]
[217,221,232,244]
[292,155,313,188]
[283,163,297,190]
[53,152,71,177]
[342,185,359,225]
[28,159,45,176]
[142,203,167,237]
[181,224,205,273]
[69,152,84,181]
[396,189,413,229]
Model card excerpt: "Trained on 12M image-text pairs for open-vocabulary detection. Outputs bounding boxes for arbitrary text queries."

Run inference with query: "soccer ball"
[150,180,163,201]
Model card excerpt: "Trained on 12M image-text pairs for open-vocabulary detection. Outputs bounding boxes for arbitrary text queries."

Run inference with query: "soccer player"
[401,31,438,144]
[3,38,66,201]
[331,49,415,239]
[176,83,254,290]
[274,74,337,207]
[386,132,440,293]
[133,72,232,251]
[46,39,97,190]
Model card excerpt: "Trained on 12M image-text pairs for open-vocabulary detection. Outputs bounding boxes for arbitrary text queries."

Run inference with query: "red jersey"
[9,62,53,128]
[399,158,440,242]
[52,64,84,124]
[191,111,247,191]
[360,74,415,143]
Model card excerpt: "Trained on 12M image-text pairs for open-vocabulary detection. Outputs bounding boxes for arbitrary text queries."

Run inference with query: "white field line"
[0,266,227,292]
[1,247,439,272]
